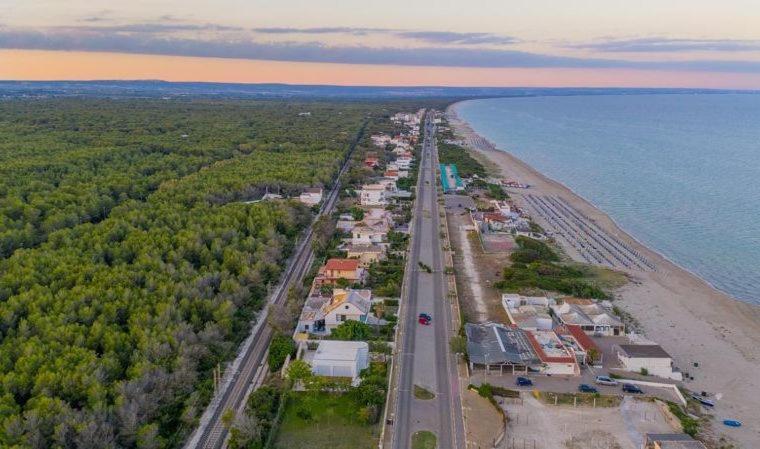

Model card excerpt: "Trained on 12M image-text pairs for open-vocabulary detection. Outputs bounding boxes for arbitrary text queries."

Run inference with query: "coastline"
[447,102,760,448]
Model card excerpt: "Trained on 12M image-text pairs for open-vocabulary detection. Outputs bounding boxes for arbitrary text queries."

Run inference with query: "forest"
[0,98,415,448]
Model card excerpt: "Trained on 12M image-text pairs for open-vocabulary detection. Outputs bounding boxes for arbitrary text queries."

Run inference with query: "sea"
[455,93,760,305]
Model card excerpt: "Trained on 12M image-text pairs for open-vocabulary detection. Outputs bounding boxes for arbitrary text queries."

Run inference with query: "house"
[297,288,381,334]
[483,212,510,231]
[336,218,356,232]
[359,184,389,206]
[616,344,682,380]
[371,134,391,147]
[643,433,707,449]
[351,220,389,246]
[322,288,374,330]
[490,200,513,217]
[395,155,413,170]
[550,301,625,336]
[526,330,580,376]
[299,187,323,206]
[556,325,600,365]
[464,323,541,375]
[364,155,380,168]
[304,340,369,385]
[314,259,366,287]
[502,294,554,331]
[297,295,331,333]
[384,169,399,180]
[346,243,386,266]
[502,294,553,309]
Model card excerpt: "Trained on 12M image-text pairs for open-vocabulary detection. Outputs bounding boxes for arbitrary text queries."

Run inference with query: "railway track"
[186,122,365,449]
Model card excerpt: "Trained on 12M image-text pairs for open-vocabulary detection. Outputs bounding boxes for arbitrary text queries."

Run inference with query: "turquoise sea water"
[455,94,760,305]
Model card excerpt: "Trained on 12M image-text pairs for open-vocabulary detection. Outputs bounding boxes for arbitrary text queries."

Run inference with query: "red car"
[418,313,432,325]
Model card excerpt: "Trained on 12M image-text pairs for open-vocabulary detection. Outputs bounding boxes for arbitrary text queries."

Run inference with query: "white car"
[595,375,619,386]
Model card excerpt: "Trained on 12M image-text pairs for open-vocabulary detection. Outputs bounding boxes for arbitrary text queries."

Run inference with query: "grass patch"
[575,263,629,290]
[414,385,436,400]
[411,430,437,449]
[667,402,700,437]
[495,236,611,300]
[274,392,380,449]
[539,391,621,407]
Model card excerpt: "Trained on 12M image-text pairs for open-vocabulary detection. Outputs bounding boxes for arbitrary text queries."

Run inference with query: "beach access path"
[447,105,760,449]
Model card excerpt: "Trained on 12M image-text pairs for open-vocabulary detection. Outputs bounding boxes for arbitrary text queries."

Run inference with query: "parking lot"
[469,364,683,405]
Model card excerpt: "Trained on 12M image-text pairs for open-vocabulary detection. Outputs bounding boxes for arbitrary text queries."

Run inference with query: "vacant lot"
[274,392,380,449]
[502,395,676,449]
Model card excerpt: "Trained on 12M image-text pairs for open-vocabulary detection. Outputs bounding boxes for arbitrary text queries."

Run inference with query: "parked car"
[578,384,598,394]
[622,383,644,394]
[418,313,431,325]
[516,377,533,387]
[595,375,618,386]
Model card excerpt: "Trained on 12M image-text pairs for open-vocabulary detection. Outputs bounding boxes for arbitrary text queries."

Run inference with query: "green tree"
[286,359,312,384]
[331,320,373,341]
[268,335,297,372]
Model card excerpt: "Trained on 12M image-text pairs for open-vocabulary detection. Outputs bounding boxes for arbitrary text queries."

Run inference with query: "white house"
[297,288,382,334]
[299,187,323,206]
[395,156,413,170]
[551,301,625,336]
[616,344,682,380]
[307,340,369,384]
[322,289,375,330]
[351,220,389,246]
[359,184,389,206]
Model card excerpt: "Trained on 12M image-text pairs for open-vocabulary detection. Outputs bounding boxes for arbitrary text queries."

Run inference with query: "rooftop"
[312,340,369,363]
[465,323,540,366]
[526,330,576,363]
[324,258,361,272]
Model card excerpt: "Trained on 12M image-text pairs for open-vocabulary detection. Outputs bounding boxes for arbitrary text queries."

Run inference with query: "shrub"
[331,320,373,341]
[296,408,313,421]
[268,334,297,371]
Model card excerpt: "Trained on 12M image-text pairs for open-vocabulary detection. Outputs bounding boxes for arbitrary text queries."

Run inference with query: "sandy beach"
[447,104,760,448]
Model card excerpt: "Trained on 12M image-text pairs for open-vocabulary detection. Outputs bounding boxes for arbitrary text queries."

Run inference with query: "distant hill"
[0,80,744,100]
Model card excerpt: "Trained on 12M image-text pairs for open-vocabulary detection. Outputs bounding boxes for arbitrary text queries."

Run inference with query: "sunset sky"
[2,0,760,88]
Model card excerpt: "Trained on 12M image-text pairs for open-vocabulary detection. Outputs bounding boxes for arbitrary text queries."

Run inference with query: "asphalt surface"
[391,116,465,449]
[187,125,364,449]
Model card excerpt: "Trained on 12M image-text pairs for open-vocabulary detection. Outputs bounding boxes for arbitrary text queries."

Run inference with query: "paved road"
[186,124,365,449]
[391,115,465,449]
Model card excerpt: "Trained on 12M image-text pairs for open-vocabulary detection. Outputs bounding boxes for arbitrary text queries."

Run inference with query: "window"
[305,324,309,330]
[345,305,349,310]
[339,314,346,321]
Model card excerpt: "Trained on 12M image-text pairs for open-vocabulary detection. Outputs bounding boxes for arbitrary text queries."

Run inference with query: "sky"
[2,0,760,88]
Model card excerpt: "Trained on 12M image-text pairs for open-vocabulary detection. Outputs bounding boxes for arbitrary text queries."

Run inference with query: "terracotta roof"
[324,258,360,271]
[483,212,508,222]
[525,331,576,364]
[559,325,599,352]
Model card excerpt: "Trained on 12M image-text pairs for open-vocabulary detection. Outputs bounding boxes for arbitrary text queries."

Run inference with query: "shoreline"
[449,103,741,304]
[447,102,760,448]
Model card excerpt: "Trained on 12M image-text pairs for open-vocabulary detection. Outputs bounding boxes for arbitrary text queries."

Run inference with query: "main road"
[390,114,465,449]
[186,123,365,449]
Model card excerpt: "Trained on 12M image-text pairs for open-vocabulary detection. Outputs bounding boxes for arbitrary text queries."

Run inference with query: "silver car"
[595,375,619,386]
